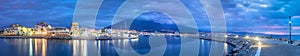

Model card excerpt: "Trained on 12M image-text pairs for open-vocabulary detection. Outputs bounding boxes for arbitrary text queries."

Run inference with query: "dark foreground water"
[0,36,233,56]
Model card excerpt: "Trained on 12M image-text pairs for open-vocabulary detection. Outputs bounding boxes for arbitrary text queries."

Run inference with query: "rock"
[280,38,288,41]
[238,51,247,55]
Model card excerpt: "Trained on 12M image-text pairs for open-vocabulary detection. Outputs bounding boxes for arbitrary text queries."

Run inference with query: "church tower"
[70,22,80,36]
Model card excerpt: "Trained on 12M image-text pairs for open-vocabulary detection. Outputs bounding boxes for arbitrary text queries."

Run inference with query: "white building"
[70,22,80,36]
[47,28,70,36]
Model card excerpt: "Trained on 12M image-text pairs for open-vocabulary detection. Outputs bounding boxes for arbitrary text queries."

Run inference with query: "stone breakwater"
[199,37,258,56]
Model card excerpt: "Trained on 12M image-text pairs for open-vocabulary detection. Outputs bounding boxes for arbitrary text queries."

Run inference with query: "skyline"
[0,0,300,35]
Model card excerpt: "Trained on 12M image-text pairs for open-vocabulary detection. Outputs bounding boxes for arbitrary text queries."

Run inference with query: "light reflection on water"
[0,36,233,56]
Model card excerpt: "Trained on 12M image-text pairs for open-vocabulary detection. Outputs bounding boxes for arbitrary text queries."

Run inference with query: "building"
[70,22,80,36]
[35,22,51,35]
[47,28,70,36]
[2,28,18,36]
[2,24,22,36]
[0,30,3,35]
[17,27,35,36]
[2,24,35,36]
[1,22,74,37]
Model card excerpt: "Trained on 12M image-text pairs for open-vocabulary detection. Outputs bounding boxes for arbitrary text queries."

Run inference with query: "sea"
[0,36,233,56]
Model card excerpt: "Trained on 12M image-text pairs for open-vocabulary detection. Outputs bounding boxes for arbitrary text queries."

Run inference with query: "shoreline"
[0,35,257,55]
[0,36,138,40]
[197,36,257,56]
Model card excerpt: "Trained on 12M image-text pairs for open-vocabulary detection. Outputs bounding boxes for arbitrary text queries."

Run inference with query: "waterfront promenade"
[258,38,300,56]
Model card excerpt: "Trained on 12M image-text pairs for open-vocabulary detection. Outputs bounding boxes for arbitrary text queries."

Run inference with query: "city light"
[244,35,249,39]
[224,35,228,38]
[255,37,260,40]
[235,35,239,38]
[0,0,300,56]
[257,41,262,45]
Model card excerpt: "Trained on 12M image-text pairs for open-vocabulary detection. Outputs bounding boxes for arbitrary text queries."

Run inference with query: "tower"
[70,22,80,36]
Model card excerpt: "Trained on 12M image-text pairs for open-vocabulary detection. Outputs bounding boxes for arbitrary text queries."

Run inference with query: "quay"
[257,38,300,56]
[0,36,138,40]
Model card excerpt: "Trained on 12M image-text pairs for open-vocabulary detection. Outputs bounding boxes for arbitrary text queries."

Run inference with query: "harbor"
[0,22,142,40]
[1,0,300,55]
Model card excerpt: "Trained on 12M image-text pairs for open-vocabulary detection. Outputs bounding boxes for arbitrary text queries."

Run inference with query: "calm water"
[0,36,233,56]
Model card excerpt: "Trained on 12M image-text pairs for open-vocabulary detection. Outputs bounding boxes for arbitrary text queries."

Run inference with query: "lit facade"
[70,22,80,36]
[34,22,51,35]
[1,24,35,36]
[47,28,70,36]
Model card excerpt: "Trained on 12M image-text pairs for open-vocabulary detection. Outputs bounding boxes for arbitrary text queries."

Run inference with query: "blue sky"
[0,0,299,35]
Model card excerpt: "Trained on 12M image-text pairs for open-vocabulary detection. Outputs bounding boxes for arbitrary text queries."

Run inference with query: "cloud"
[0,0,299,35]
[219,0,300,34]
[0,0,76,28]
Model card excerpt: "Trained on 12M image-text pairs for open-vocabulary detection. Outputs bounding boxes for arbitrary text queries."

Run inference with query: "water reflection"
[0,36,233,56]
[32,39,47,56]
[72,40,87,56]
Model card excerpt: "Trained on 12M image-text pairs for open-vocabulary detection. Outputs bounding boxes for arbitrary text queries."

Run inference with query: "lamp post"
[289,16,293,44]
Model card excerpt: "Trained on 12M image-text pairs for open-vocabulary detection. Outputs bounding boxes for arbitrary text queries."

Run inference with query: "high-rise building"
[70,22,80,36]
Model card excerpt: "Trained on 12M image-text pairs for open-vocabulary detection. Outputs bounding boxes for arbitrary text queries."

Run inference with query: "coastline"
[197,36,257,56]
[6,35,297,56]
[0,36,138,40]
[206,36,300,56]
[0,35,256,55]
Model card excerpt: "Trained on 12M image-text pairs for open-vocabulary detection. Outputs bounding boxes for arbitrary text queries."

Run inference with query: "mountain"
[105,19,198,33]
[104,11,201,33]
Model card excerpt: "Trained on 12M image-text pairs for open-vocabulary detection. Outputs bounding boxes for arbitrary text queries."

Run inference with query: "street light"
[235,35,239,38]
[224,35,228,38]
[257,41,262,45]
[289,16,293,44]
[288,16,292,44]
[244,35,249,39]
[288,16,300,44]
[288,16,296,44]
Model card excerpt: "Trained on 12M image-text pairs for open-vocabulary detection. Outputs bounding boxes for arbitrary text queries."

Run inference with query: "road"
[258,38,300,56]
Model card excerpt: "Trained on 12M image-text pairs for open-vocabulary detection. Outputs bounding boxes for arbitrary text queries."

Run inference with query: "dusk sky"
[0,0,299,35]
